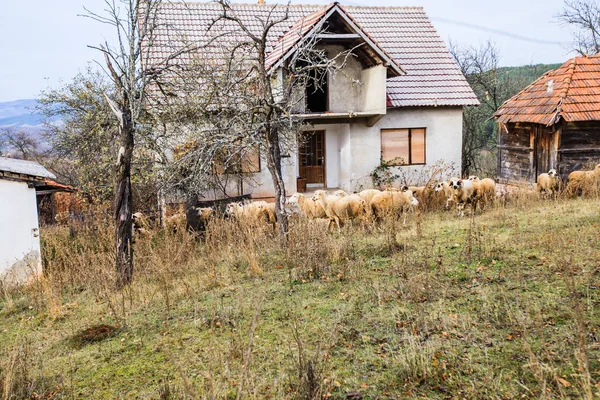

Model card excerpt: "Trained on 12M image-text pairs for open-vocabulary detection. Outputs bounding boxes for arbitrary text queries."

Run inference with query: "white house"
[149,2,478,200]
[0,157,56,284]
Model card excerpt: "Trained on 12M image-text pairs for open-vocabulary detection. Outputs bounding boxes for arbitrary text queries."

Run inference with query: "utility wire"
[430,17,566,46]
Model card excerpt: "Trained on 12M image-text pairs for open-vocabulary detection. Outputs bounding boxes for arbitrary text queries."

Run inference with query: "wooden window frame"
[380,128,427,166]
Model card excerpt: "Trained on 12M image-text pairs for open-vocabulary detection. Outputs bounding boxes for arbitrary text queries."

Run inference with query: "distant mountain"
[0,99,46,133]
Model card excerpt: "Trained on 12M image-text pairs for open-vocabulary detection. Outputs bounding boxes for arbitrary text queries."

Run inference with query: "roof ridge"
[549,57,577,126]
[559,57,577,100]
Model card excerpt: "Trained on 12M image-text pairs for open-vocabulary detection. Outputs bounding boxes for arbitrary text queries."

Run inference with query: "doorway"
[298,131,326,185]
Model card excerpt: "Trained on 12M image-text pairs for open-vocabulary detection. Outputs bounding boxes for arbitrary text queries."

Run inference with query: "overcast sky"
[0,0,576,103]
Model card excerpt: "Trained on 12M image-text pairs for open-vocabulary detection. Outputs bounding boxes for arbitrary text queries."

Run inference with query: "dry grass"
[2,191,600,398]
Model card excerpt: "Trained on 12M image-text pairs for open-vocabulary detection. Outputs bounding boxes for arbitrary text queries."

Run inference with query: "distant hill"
[0,99,46,133]
[496,63,562,90]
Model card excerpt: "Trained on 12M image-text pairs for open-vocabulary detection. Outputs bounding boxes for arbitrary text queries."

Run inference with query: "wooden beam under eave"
[316,33,361,40]
[367,114,384,127]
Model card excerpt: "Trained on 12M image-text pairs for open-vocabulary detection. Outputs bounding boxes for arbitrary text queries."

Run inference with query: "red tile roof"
[264,4,331,71]
[148,2,478,108]
[495,54,600,125]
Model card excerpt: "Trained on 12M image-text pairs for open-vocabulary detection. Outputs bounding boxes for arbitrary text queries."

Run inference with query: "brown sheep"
[566,164,600,196]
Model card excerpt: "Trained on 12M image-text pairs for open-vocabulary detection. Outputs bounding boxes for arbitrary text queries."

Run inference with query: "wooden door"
[298,131,326,184]
[534,126,557,177]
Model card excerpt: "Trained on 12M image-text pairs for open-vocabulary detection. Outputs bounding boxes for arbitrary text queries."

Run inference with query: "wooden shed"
[494,55,600,183]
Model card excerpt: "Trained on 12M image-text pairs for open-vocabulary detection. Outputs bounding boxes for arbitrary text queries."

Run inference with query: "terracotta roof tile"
[495,54,600,125]
[147,2,478,107]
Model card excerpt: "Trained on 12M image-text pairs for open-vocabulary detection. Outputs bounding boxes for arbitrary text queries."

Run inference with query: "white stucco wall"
[361,65,387,115]
[298,107,463,192]
[340,107,463,190]
[0,179,42,284]
[198,107,463,199]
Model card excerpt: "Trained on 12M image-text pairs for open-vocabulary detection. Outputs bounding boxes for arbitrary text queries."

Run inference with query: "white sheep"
[357,189,381,204]
[536,169,560,197]
[434,181,455,210]
[165,212,187,232]
[332,189,348,197]
[468,176,496,208]
[312,190,368,231]
[226,201,275,230]
[288,193,327,219]
[449,178,477,217]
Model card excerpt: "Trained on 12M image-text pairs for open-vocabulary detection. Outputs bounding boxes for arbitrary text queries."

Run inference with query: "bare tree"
[558,0,600,55]
[450,41,503,176]
[0,128,41,160]
[82,0,197,287]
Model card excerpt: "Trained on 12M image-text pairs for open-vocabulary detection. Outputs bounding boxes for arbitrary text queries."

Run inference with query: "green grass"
[2,197,600,399]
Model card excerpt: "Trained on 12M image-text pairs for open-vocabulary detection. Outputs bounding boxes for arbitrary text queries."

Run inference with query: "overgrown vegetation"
[2,193,600,398]
[451,39,561,177]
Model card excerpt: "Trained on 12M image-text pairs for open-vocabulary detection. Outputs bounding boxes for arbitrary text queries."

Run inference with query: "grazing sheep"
[434,181,455,210]
[165,212,187,232]
[407,186,426,197]
[226,201,276,230]
[288,193,327,219]
[566,164,600,196]
[369,189,419,224]
[449,178,477,216]
[357,189,381,204]
[196,207,216,228]
[333,189,348,197]
[536,169,560,197]
[312,191,368,231]
[468,177,496,207]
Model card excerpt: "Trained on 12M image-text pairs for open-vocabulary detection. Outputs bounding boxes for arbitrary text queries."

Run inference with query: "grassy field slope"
[2,195,600,399]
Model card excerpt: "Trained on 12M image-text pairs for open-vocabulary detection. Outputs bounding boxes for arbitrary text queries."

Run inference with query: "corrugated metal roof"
[495,54,600,125]
[0,157,56,180]
[147,2,479,108]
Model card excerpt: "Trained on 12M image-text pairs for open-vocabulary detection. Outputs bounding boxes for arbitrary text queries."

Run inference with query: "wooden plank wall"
[498,123,534,182]
[559,122,600,177]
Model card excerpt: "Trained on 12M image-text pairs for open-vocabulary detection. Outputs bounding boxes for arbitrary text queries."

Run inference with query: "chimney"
[258,0,265,4]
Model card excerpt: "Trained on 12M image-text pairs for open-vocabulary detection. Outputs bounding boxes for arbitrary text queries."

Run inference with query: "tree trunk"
[185,194,200,231]
[114,104,135,288]
[265,126,289,241]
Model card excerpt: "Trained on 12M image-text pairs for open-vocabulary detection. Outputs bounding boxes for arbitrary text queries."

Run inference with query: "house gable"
[265,2,404,78]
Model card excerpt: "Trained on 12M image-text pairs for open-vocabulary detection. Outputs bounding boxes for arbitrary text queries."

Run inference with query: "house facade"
[495,55,600,183]
[151,2,478,199]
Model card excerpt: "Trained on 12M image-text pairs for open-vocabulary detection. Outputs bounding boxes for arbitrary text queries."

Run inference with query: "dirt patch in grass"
[71,324,120,346]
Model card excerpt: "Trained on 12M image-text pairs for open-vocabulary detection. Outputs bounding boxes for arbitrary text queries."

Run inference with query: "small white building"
[0,157,56,284]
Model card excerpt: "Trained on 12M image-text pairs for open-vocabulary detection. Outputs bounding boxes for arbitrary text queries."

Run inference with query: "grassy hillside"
[2,193,600,399]
[496,63,562,87]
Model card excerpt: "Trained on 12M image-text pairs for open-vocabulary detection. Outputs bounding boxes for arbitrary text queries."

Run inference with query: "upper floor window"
[381,128,426,165]
[306,67,328,112]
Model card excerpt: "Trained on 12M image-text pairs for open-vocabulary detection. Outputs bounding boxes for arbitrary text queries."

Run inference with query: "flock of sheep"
[130,163,600,236]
